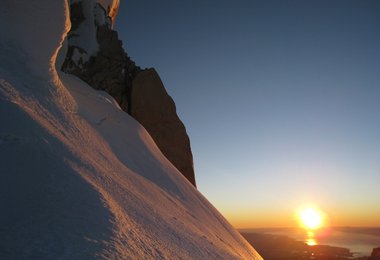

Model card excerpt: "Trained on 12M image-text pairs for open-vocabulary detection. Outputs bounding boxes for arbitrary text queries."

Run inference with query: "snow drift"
[0,0,262,259]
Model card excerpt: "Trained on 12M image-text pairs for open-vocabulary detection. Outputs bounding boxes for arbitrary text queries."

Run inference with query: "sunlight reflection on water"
[306,237,317,246]
[245,227,380,256]
[306,230,317,246]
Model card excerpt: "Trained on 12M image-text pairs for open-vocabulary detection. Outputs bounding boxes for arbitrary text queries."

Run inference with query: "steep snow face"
[0,0,262,259]
[0,0,70,78]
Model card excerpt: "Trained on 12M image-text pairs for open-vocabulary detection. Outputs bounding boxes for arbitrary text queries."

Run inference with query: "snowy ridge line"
[0,0,262,258]
[50,0,72,93]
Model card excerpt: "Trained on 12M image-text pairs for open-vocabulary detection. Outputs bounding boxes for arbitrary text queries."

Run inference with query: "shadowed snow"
[0,0,262,259]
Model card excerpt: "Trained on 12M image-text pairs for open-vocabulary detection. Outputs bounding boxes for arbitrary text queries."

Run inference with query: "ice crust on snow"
[0,0,262,259]
[67,0,100,63]
[67,0,114,65]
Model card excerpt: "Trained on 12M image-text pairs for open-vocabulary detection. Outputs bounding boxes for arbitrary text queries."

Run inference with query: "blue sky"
[116,1,380,227]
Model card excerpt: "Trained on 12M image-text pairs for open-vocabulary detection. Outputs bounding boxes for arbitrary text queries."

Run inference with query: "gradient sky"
[116,1,380,228]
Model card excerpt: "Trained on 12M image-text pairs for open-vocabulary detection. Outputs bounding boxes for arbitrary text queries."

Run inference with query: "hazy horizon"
[241,226,380,258]
[116,0,380,228]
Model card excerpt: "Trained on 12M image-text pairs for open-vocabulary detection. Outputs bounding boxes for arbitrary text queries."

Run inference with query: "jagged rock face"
[130,69,196,186]
[62,0,196,186]
[62,1,139,111]
[97,0,119,22]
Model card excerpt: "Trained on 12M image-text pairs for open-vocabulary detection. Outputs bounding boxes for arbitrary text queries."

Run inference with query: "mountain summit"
[0,0,262,259]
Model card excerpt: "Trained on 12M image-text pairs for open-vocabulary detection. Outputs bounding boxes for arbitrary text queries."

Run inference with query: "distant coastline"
[239,227,380,259]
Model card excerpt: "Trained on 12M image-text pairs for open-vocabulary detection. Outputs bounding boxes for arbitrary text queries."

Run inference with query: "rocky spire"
[62,0,196,186]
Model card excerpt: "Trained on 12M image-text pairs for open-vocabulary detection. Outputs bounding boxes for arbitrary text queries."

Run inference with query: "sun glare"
[299,207,323,230]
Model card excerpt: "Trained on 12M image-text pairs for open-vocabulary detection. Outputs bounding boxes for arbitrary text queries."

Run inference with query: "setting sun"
[299,207,324,230]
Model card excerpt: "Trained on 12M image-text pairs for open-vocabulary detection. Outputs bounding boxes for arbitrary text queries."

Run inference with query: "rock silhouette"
[62,0,196,186]
[130,69,195,186]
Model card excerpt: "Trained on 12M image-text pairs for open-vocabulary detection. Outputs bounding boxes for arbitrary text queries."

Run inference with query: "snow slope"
[0,0,262,259]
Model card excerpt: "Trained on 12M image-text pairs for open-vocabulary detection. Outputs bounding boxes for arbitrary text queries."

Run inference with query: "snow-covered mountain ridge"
[0,0,262,259]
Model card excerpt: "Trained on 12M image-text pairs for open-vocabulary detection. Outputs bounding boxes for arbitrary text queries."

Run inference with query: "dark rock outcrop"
[62,0,196,186]
[369,247,380,260]
[130,69,195,185]
[62,2,138,111]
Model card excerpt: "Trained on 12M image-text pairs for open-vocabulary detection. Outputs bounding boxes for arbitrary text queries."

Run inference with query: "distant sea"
[240,227,380,257]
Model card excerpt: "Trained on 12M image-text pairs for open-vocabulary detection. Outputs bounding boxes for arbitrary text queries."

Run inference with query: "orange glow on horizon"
[218,203,380,229]
[225,210,296,229]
